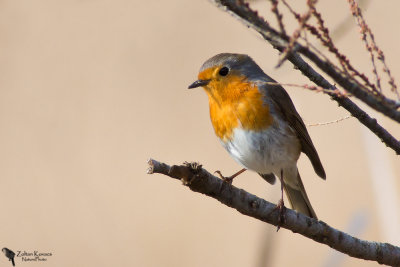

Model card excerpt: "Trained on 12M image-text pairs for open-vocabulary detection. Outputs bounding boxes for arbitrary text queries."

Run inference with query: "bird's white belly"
[224,126,300,175]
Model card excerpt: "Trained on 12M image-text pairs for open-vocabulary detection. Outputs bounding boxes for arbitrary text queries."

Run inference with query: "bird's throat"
[207,82,273,142]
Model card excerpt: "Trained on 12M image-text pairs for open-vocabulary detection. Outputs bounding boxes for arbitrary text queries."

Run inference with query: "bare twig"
[286,52,400,154]
[281,0,379,92]
[307,115,352,127]
[147,159,400,266]
[329,0,371,42]
[348,0,399,98]
[270,0,286,35]
[208,0,400,154]
[264,81,347,96]
[276,0,313,67]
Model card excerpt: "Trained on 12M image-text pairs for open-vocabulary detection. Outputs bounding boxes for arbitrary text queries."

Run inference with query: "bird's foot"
[214,168,246,184]
[274,199,287,231]
[214,170,234,184]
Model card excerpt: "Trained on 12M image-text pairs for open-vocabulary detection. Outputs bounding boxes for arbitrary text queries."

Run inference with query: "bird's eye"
[218,67,229,76]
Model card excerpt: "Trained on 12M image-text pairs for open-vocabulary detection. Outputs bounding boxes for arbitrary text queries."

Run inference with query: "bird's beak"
[188,79,210,89]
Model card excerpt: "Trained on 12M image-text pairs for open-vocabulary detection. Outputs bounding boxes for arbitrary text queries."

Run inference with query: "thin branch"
[348,0,398,97]
[276,0,313,67]
[270,0,286,35]
[264,81,346,96]
[208,0,400,155]
[286,53,400,154]
[306,1,379,92]
[210,1,400,115]
[307,115,352,127]
[281,0,398,105]
[147,159,400,266]
[329,0,371,42]
[299,45,400,119]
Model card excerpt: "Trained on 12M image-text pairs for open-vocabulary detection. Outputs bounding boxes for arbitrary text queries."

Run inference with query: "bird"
[188,53,326,222]
[2,248,15,266]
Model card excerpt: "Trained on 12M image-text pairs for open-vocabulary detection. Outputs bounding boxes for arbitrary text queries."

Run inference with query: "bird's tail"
[283,171,317,219]
[11,258,15,266]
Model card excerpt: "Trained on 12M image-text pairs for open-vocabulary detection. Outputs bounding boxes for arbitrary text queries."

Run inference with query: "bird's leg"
[214,168,246,184]
[274,169,287,231]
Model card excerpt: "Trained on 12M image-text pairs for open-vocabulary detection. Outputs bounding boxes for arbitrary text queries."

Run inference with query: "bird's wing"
[259,173,276,184]
[260,82,326,179]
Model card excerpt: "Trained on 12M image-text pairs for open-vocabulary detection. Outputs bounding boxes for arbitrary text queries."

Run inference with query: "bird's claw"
[274,199,287,231]
[214,170,234,184]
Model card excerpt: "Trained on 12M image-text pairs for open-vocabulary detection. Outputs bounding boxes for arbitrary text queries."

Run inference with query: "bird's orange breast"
[205,75,273,142]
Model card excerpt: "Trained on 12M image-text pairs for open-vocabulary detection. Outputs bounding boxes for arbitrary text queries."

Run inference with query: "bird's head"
[188,53,266,104]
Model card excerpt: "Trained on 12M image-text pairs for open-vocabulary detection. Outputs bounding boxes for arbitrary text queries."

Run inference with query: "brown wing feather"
[261,82,326,179]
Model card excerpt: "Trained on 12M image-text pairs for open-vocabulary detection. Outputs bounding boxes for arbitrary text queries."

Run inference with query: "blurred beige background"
[0,0,399,266]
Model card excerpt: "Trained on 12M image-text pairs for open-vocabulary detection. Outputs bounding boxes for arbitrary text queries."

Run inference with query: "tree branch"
[208,0,400,155]
[147,159,400,266]
[287,53,400,155]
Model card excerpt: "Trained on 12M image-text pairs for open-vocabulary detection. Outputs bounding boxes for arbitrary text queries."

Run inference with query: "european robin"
[188,53,325,219]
